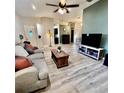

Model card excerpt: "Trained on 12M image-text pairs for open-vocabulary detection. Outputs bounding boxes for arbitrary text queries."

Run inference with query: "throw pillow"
[15,56,32,71]
[33,46,38,50]
[23,41,31,44]
[15,45,29,57]
[27,44,34,50]
[24,44,34,55]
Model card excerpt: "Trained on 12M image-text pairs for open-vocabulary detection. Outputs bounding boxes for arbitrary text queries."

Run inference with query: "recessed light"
[32,4,36,10]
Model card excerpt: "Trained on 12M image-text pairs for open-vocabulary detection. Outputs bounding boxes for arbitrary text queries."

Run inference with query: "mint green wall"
[83,0,108,53]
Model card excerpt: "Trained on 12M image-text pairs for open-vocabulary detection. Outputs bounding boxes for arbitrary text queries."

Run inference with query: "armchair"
[15,59,49,93]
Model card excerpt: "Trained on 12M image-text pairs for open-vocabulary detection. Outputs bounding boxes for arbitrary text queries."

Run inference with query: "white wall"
[15,14,54,47]
[74,22,82,43]
[15,13,25,43]
[19,17,42,46]
[57,22,82,44]
[40,18,54,46]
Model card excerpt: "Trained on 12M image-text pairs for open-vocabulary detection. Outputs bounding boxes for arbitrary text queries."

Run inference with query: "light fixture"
[58,8,64,14]
[32,4,36,10]
[68,8,71,11]
[58,8,66,14]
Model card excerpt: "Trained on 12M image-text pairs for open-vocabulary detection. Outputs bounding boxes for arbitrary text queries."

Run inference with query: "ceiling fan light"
[67,8,71,11]
[58,8,64,14]
[63,9,66,13]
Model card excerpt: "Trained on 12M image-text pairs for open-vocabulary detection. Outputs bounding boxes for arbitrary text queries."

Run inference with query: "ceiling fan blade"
[66,4,79,8]
[65,8,69,13]
[46,3,58,7]
[54,8,59,13]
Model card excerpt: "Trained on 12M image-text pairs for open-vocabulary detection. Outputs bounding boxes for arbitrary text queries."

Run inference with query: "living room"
[15,0,108,93]
[3,0,124,93]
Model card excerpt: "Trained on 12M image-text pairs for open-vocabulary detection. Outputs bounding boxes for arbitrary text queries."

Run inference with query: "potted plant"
[57,46,61,53]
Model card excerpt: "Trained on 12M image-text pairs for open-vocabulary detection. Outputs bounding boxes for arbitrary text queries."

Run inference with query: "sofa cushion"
[15,45,29,57]
[31,59,48,80]
[27,53,44,60]
[25,43,34,49]
[23,41,38,50]
[24,44,34,55]
[15,56,32,71]
[33,46,38,50]
[28,44,34,49]
[34,48,44,53]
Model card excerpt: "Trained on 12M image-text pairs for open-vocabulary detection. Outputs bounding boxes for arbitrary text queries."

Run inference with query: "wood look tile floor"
[37,44,108,93]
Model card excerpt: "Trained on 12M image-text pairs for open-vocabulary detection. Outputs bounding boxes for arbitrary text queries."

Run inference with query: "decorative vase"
[57,49,61,53]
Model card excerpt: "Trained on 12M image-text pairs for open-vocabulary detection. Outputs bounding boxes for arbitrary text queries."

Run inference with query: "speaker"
[103,54,108,66]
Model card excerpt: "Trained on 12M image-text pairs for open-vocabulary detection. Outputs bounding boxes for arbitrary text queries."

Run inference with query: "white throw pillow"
[15,45,29,57]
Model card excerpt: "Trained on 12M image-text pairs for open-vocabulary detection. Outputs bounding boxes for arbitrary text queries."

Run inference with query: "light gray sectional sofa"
[15,45,49,93]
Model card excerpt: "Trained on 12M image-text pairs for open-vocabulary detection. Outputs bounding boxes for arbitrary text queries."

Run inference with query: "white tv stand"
[79,44,104,60]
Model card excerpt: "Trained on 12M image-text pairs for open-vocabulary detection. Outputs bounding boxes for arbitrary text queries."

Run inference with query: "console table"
[79,44,104,60]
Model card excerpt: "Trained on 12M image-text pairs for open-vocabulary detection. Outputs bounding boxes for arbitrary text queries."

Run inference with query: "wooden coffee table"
[51,49,69,68]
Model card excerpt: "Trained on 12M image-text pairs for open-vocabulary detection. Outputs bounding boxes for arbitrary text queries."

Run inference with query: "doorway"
[54,28,59,44]
[71,29,74,43]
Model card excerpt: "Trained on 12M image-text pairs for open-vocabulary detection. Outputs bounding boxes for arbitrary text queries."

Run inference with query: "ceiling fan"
[46,0,79,14]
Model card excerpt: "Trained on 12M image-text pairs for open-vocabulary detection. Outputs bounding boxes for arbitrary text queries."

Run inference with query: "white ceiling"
[15,0,100,22]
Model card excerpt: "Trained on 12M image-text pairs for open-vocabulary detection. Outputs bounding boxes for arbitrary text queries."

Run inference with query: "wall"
[83,0,108,53]
[15,13,25,43]
[15,14,54,47]
[40,18,54,46]
[59,24,71,43]
[60,25,71,35]
[19,17,42,47]
[59,22,82,44]
[74,22,82,43]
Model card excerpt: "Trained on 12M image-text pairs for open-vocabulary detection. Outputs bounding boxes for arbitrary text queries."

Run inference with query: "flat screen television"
[81,33,102,48]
